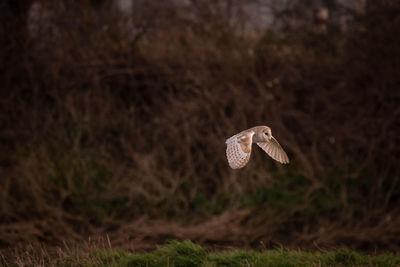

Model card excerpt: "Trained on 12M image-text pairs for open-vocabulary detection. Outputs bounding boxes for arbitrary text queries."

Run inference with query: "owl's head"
[255,126,272,141]
[262,127,272,140]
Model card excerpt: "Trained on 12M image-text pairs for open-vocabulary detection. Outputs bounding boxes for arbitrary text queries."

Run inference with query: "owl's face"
[263,128,272,140]
[257,127,272,142]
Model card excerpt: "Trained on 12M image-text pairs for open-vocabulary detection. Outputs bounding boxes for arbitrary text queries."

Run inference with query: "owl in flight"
[225,126,289,169]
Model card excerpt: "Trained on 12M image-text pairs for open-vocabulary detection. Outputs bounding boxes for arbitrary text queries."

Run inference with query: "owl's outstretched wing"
[225,131,254,169]
[256,136,289,164]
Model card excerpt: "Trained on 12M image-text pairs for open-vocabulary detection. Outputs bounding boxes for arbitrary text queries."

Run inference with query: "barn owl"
[225,126,289,169]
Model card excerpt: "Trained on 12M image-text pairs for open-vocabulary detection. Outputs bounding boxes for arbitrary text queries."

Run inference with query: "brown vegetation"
[1,0,400,255]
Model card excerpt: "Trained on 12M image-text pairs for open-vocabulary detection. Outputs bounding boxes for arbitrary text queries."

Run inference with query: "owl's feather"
[256,137,289,164]
[225,131,254,169]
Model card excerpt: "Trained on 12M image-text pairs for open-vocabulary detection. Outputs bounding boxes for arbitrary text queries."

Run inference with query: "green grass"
[19,240,398,267]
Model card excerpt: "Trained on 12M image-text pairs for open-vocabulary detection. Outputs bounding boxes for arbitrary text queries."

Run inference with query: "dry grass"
[2,240,400,266]
[0,0,400,254]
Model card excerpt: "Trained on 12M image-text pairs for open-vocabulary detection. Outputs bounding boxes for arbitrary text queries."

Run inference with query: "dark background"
[1,0,400,253]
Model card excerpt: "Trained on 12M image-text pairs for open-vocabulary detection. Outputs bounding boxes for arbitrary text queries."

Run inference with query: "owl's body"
[225,126,289,169]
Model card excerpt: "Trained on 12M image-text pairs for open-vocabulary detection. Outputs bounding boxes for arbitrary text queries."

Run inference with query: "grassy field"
[4,240,400,266]
[1,0,400,256]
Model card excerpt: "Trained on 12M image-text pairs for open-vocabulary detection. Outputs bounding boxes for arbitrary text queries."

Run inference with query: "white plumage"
[225,126,289,169]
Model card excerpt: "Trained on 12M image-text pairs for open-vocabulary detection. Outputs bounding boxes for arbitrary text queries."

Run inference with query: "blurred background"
[1,0,400,253]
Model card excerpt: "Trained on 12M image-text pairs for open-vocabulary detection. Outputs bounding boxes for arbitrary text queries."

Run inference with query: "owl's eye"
[264,132,268,135]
